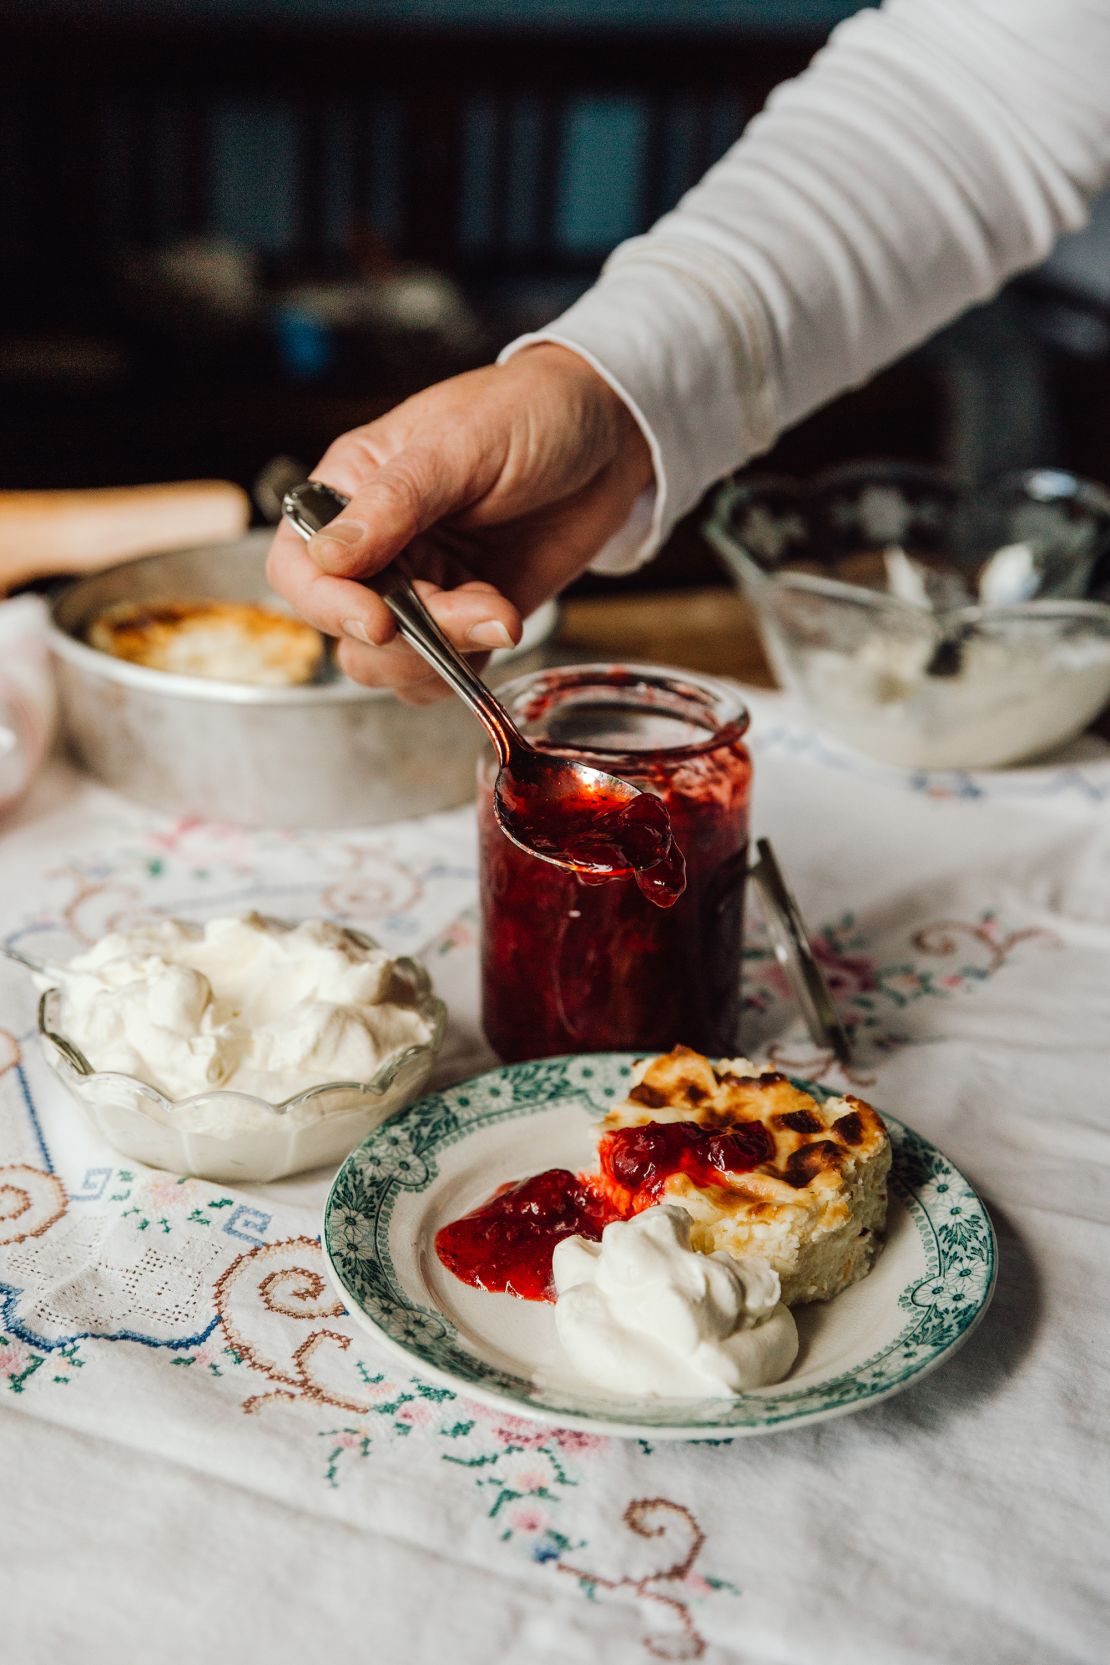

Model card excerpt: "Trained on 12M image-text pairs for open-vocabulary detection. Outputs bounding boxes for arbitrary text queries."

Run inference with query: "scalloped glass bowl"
[706,465,1110,770]
[37,949,446,1184]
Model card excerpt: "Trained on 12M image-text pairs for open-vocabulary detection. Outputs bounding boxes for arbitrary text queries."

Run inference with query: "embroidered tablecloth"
[2,691,1108,1665]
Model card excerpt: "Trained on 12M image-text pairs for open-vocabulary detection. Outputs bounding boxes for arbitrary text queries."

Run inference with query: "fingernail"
[467,620,515,650]
[308,520,367,562]
[342,617,373,645]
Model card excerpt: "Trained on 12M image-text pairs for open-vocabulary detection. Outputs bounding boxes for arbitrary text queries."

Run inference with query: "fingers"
[266,528,398,648]
[336,579,522,695]
[267,533,524,695]
[415,579,520,654]
[262,354,629,701]
[335,637,452,704]
[305,442,476,581]
[270,533,521,652]
[335,579,522,699]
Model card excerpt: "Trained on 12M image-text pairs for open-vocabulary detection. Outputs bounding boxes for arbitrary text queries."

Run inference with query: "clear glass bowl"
[705,464,1110,770]
[37,934,446,1184]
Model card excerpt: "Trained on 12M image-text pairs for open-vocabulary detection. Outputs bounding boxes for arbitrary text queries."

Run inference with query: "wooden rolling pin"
[0,480,252,594]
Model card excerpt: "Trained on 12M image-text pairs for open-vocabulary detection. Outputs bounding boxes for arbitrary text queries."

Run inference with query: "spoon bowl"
[492,749,684,905]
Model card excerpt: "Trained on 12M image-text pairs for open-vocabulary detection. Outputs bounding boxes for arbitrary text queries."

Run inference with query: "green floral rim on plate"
[323,1053,996,1434]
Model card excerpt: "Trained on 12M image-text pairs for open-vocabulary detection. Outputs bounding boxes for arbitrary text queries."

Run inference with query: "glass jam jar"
[479,664,753,1061]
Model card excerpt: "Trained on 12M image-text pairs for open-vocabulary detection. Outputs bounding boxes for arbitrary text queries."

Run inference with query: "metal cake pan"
[49,532,557,827]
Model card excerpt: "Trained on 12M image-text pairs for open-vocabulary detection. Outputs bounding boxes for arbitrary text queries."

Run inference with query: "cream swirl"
[550,1204,798,1398]
[45,913,435,1103]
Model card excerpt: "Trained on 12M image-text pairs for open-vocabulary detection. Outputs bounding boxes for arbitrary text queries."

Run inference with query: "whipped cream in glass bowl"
[549,1205,799,1398]
[706,465,1110,770]
[36,913,445,1182]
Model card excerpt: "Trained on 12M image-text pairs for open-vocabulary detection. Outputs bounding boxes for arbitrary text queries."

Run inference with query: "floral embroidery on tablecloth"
[0,1331,86,1393]
[0,811,1040,1656]
[556,1498,741,1662]
[742,906,1061,1082]
[20,819,461,966]
[0,1164,67,1244]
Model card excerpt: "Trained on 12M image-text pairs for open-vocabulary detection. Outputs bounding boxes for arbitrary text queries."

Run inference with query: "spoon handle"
[0,942,65,982]
[372,562,521,763]
[282,481,520,765]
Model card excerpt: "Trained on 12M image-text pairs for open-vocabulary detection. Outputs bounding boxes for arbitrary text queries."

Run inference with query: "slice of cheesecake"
[594,1046,891,1306]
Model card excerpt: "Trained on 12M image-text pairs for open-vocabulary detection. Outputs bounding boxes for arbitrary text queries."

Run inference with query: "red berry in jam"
[598,1118,773,1208]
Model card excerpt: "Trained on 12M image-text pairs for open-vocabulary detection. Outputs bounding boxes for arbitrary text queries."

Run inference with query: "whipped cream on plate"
[549,1205,799,1398]
[45,913,438,1106]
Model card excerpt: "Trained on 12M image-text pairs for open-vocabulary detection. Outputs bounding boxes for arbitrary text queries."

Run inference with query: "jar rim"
[492,660,751,764]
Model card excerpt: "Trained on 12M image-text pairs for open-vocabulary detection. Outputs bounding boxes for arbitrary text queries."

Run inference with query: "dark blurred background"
[6,0,1110,590]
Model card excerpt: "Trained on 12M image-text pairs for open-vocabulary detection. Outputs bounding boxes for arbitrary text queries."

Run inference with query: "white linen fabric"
[1,711,1108,1665]
[505,0,1110,573]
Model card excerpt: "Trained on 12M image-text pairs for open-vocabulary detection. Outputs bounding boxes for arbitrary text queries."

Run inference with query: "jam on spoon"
[494,756,686,907]
[283,480,684,904]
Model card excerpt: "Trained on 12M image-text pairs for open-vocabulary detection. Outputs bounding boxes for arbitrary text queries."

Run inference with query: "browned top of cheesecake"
[597,1045,889,1218]
[88,598,323,686]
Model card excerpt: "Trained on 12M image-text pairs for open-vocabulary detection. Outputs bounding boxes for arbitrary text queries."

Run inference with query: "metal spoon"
[281,481,677,884]
[0,942,69,984]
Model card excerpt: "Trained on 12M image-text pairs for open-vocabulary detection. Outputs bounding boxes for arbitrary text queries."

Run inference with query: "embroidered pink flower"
[143,1175,194,1209]
[0,1341,31,1375]
[941,974,964,989]
[192,1345,216,1367]
[438,918,476,954]
[336,1431,362,1449]
[551,1428,604,1453]
[817,947,877,997]
[754,961,792,1000]
[684,1573,712,1596]
[492,1414,542,1443]
[885,971,927,995]
[517,1470,548,1492]
[483,1415,604,1453]
[396,1401,431,1427]
[510,1505,546,1533]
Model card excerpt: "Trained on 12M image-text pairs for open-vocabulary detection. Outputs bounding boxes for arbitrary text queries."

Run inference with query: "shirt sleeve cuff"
[497,330,663,576]
[499,250,776,576]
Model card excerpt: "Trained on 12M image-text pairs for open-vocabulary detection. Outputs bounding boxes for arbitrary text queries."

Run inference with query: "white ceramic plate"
[323,1054,996,1440]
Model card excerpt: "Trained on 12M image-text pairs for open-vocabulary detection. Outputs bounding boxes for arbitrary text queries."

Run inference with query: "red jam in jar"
[479,665,752,1061]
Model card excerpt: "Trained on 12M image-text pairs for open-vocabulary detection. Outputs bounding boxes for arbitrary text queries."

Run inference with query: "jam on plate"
[435,1115,772,1302]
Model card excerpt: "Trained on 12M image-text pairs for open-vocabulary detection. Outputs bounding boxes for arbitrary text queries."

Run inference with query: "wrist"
[507,341,654,495]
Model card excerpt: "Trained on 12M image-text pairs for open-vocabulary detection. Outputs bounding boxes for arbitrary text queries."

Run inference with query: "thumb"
[306,445,467,579]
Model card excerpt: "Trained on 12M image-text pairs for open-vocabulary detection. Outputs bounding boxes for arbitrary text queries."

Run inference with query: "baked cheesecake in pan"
[88,599,323,687]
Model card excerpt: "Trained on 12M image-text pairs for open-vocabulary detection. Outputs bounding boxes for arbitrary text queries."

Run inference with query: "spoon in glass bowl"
[0,942,69,984]
[281,481,685,903]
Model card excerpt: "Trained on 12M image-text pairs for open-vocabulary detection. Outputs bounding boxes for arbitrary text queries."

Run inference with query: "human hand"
[266,344,653,701]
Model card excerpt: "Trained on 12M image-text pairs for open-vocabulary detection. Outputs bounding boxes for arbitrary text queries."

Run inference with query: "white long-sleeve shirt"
[504,0,1110,573]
